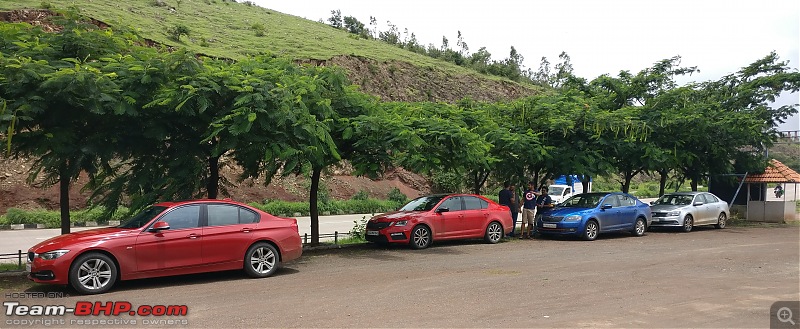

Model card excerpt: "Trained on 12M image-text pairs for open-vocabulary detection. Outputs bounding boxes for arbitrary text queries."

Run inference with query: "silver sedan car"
[649,192,729,232]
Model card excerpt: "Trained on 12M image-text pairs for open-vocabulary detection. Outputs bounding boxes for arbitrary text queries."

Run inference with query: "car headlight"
[391,220,408,227]
[38,250,69,260]
[668,211,681,216]
[564,215,582,222]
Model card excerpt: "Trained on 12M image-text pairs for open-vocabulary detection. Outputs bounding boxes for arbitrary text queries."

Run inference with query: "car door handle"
[241,228,252,233]
[187,234,198,239]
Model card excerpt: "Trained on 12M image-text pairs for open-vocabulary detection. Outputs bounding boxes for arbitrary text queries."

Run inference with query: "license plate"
[366,230,379,236]
[26,263,31,273]
[543,223,557,228]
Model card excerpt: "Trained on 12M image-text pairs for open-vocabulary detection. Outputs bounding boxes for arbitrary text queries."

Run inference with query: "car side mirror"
[149,221,170,232]
[649,201,655,206]
[693,202,703,206]
[601,204,613,210]
[436,207,449,213]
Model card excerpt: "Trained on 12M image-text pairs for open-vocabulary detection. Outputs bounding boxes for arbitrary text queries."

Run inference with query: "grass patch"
[0,263,25,272]
[0,275,33,293]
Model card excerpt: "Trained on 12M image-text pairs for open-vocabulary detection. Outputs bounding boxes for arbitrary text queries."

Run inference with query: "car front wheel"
[69,252,117,295]
[583,220,599,241]
[715,213,727,229]
[244,243,280,278]
[484,221,503,244]
[682,215,693,232]
[632,218,646,237]
[410,225,432,249]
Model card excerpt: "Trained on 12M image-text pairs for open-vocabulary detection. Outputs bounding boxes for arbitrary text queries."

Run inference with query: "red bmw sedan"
[27,199,302,294]
[365,194,512,249]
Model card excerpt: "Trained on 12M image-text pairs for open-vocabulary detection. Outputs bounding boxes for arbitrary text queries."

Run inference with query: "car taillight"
[291,218,298,233]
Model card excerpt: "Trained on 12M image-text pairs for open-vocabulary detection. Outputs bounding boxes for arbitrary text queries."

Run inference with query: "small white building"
[743,159,799,222]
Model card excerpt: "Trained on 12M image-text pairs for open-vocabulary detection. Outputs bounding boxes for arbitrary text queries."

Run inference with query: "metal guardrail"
[0,250,25,272]
[302,231,360,245]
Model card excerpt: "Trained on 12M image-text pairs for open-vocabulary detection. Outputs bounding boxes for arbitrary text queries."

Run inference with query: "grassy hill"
[1,0,537,102]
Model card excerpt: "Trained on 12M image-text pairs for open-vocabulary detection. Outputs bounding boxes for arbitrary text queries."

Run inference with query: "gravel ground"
[1,225,798,328]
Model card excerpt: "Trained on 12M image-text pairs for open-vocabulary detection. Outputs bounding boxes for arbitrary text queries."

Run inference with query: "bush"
[431,171,463,193]
[351,190,369,201]
[167,24,190,41]
[0,207,129,227]
[387,187,408,204]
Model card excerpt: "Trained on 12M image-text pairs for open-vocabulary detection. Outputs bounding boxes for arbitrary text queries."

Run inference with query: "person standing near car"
[520,181,540,239]
[535,186,555,231]
[509,183,520,237]
[499,182,514,236]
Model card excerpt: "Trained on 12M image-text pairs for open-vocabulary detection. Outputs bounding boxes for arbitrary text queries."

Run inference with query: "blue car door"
[615,194,639,231]
[596,195,621,231]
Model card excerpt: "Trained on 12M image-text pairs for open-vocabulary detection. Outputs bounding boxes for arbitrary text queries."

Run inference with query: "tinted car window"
[617,194,636,207]
[562,194,604,208]
[654,194,693,206]
[400,195,448,211]
[605,195,621,207]
[207,204,240,226]
[463,196,485,210]
[439,196,463,211]
[158,205,200,230]
[240,208,258,224]
[703,193,719,203]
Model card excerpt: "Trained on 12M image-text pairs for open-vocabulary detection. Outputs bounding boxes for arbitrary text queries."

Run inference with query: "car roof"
[662,192,703,196]
[153,199,249,207]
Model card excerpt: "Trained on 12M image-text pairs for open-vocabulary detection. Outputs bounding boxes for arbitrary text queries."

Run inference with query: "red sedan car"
[27,199,302,294]
[365,194,512,249]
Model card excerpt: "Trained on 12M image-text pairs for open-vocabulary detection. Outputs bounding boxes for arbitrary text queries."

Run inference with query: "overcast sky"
[256,0,800,130]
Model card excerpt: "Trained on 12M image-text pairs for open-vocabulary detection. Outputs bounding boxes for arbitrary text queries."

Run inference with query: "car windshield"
[117,206,168,229]
[654,194,694,206]
[549,186,565,196]
[399,195,447,211]
[560,194,604,208]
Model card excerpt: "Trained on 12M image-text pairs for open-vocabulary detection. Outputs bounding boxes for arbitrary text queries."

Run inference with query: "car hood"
[650,205,687,212]
[542,206,596,217]
[369,211,426,222]
[30,227,136,252]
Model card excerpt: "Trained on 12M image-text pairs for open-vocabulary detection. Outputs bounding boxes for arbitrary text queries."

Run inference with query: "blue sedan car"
[536,192,652,241]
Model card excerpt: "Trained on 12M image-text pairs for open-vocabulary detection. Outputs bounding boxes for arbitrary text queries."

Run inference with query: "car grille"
[366,222,390,230]
[541,216,564,223]
[652,213,669,217]
[28,252,35,262]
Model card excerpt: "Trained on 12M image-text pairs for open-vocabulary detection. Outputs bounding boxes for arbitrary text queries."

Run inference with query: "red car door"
[435,196,464,237]
[202,204,256,265]
[135,204,203,272]
[462,196,488,237]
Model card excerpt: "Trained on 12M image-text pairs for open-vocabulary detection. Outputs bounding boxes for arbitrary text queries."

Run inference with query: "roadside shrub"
[430,171,463,193]
[351,190,369,201]
[387,187,408,204]
[0,207,129,227]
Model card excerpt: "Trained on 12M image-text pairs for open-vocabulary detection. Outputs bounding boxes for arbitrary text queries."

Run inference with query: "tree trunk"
[658,170,668,196]
[472,170,481,195]
[309,166,321,246]
[690,178,699,192]
[621,174,632,194]
[207,155,220,199]
[59,164,71,235]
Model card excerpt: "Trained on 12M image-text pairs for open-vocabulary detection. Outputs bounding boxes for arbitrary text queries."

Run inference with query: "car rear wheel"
[632,218,646,237]
[69,252,117,295]
[583,220,599,241]
[484,221,503,244]
[682,215,693,232]
[244,243,280,278]
[715,213,727,229]
[410,225,432,249]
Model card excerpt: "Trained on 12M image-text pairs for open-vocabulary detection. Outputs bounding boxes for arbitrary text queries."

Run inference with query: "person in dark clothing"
[508,183,520,237]
[521,181,541,239]
[499,182,514,237]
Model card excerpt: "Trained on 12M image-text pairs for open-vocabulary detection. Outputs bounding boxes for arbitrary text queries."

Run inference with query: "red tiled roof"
[743,159,800,183]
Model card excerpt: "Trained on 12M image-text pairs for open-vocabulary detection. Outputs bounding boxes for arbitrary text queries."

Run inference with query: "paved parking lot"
[2,225,798,327]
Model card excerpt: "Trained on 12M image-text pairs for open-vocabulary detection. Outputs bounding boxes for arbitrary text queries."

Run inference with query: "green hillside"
[2,0,477,73]
[2,0,537,102]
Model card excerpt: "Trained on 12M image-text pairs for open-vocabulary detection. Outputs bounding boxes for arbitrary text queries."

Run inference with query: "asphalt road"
[1,225,798,328]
